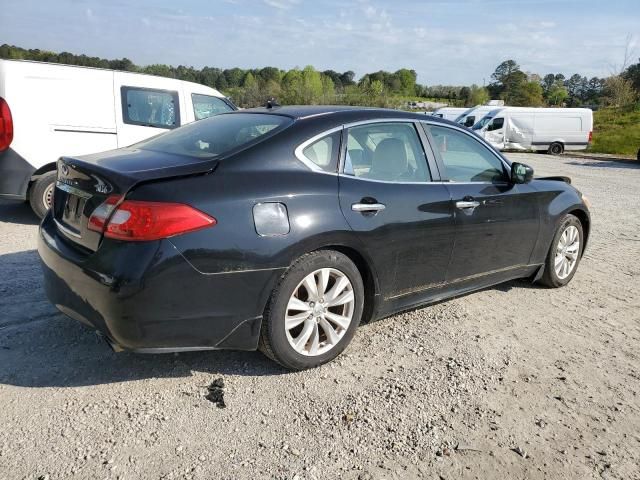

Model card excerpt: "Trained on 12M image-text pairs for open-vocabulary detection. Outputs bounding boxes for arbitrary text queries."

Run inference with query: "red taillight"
[588,131,593,143]
[0,97,14,151]
[88,195,216,241]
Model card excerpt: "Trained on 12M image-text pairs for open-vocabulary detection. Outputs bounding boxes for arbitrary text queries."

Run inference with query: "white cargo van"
[454,105,499,128]
[472,107,593,154]
[0,60,235,216]
[431,107,468,121]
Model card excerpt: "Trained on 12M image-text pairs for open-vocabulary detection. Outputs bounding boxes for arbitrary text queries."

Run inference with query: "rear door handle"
[352,203,386,213]
[456,200,480,209]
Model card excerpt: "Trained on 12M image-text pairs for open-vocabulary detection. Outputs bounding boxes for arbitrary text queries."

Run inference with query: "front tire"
[259,250,364,370]
[540,214,583,288]
[29,171,56,219]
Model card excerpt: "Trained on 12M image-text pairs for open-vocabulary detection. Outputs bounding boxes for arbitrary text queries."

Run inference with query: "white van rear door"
[113,72,186,148]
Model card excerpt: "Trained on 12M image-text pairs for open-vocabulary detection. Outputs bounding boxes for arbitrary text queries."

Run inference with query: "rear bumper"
[0,148,35,199]
[38,213,284,351]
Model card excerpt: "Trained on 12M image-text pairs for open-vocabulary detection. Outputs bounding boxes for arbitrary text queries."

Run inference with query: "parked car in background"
[472,107,593,154]
[0,59,235,217]
[454,105,499,128]
[431,107,468,121]
[38,106,591,370]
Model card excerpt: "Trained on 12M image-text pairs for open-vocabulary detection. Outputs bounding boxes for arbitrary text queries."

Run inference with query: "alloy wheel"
[284,268,355,356]
[554,225,580,279]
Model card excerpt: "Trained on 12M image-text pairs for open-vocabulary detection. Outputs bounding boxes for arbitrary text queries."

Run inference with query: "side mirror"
[511,162,534,184]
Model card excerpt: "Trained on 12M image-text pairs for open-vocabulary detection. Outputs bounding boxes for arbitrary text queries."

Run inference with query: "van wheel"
[547,142,564,155]
[29,171,56,218]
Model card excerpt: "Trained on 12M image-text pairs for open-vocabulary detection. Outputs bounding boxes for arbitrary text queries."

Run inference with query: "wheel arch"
[568,208,590,251]
[317,244,380,324]
[27,162,57,190]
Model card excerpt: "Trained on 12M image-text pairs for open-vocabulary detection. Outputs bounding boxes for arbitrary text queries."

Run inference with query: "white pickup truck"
[0,59,235,216]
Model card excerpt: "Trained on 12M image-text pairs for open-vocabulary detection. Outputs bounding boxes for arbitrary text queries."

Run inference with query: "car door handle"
[352,203,386,213]
[455,200,480,209]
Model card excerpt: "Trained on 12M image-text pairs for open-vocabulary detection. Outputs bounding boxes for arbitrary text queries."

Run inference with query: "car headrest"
[371,138,408,177]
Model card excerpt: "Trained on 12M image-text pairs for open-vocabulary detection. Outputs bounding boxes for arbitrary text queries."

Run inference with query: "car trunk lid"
[52,147,218,251]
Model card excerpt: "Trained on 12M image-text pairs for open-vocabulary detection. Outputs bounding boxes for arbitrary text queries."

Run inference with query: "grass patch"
[588,105,640,157]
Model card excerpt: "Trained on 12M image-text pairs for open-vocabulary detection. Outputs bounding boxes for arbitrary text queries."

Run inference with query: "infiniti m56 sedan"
[38,106,590,370]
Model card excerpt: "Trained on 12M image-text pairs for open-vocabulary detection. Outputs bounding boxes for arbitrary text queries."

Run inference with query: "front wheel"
[540,214,583,287]
[28,171,56,219]
[259,250,364,370]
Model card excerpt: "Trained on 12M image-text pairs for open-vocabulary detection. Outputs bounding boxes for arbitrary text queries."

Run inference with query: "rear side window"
[135,113,292,159]
[121,86,179,129]
[192,94,234,120]
[344,123,431,183]
[300,131,340,172]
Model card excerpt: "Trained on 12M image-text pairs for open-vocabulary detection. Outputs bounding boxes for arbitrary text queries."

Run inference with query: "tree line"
[1,44,638,109]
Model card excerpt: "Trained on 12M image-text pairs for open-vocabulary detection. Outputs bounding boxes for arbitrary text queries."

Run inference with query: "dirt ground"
[0,153,638,480]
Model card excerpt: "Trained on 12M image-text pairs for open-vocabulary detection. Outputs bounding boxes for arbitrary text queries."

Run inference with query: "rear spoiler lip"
[535,175,571,184]
[58,155,220,199]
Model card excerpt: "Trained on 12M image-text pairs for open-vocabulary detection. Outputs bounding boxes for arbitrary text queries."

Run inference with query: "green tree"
[547,80,569,106]
[469,85,490,105]
[622,58,640,94]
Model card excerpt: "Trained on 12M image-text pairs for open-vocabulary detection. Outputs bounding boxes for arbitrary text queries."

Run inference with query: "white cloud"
[263,0,300,10]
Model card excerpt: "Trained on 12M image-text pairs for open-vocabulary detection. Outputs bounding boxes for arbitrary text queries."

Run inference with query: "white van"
[472,107,593,154]
[431,107,468,121]
[0,60,235,216]
[454,105,499,128]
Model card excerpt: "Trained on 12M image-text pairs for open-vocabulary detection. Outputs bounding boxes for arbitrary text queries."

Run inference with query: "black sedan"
[38,106,591,370]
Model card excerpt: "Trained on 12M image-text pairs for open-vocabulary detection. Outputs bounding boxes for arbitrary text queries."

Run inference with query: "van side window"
[192,94,234,120]
[428,125,507,183]
[121,87,179,129]
[487,117,504,131]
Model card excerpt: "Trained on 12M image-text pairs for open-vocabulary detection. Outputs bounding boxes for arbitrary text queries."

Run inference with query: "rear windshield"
[135,113,292,159]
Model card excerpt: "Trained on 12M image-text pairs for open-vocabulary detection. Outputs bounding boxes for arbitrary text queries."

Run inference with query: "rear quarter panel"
[127,155,373,320]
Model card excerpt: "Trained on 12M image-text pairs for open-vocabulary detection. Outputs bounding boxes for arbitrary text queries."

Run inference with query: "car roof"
[241,105,453,126]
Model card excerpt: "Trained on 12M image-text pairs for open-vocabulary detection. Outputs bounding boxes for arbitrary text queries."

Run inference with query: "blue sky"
[2,0,639,85]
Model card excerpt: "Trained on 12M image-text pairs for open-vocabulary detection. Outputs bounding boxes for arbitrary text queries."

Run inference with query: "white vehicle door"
[483,116,506,150]
[113,73,186,148]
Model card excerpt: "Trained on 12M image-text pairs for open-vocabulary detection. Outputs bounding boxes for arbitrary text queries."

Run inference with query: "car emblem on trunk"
[91,175,112,194]
[61,164,69,176]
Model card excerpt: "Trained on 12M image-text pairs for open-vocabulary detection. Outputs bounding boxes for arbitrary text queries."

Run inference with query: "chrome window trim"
[294,126,343,173]
[292,117,513,185]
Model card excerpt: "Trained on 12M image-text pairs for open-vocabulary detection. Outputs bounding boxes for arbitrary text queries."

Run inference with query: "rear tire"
[259,250,364,370]
[547,142,564,155]
[539,214,583,288]
[29,171,56,219]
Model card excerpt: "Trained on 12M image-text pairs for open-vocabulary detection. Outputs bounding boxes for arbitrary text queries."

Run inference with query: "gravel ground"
[0,153,639,480]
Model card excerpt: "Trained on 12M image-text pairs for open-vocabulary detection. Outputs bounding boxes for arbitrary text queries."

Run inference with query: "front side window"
[472,115,493,130]
[301,131,340,172]
[487,117,505,131]
[428,125,507,183]
[344,123,431,183]
[192,94,234,120]
[135,113,292,159]
[121,87,179,129]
